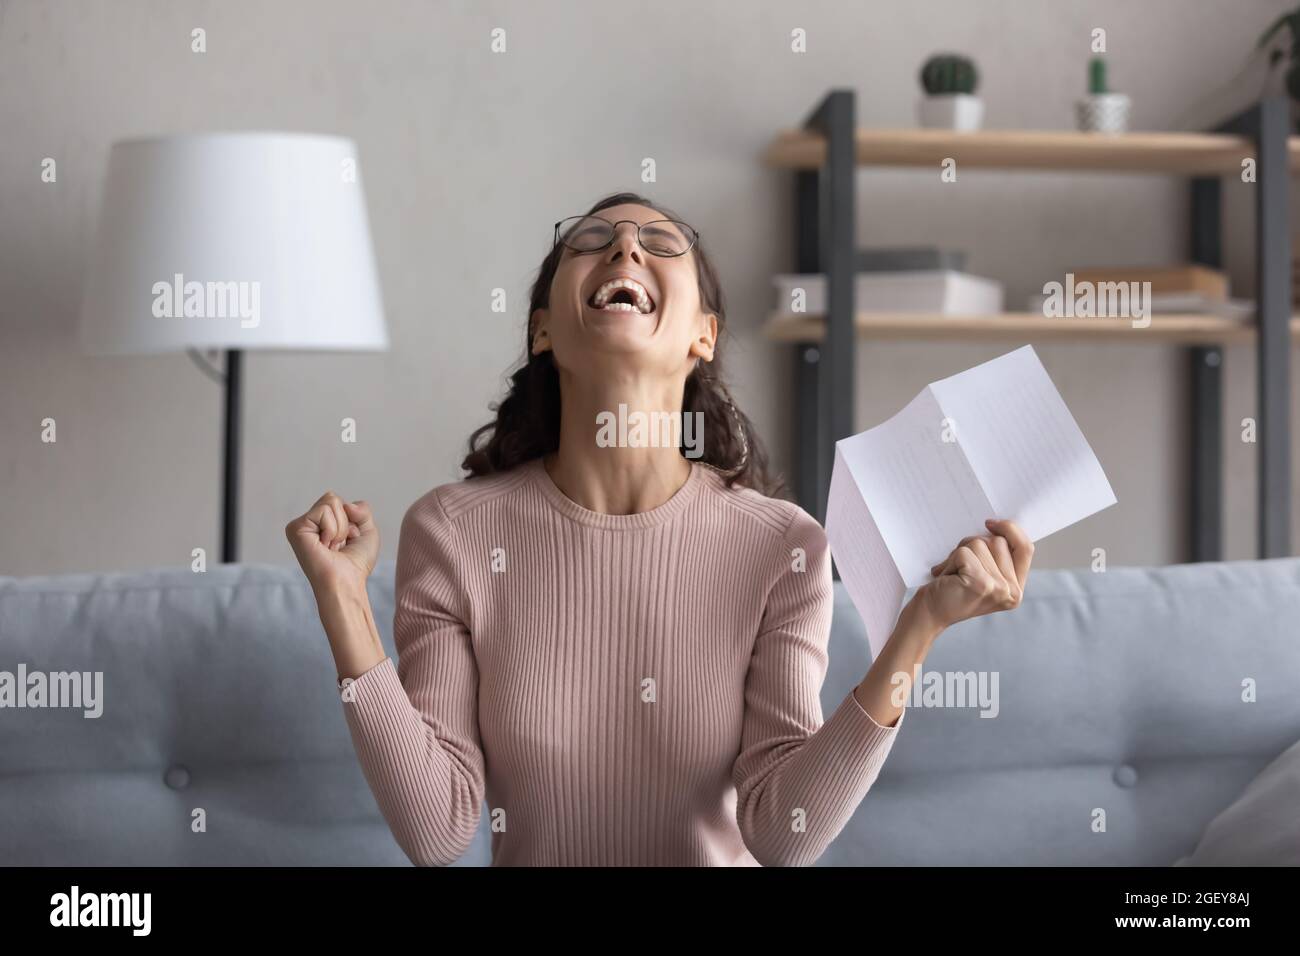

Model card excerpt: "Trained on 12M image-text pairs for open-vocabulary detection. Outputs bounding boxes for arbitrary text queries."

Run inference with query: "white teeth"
[591,276,654,313]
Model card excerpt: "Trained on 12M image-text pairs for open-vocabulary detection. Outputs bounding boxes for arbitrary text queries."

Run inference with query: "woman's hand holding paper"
[916,517,1034,630]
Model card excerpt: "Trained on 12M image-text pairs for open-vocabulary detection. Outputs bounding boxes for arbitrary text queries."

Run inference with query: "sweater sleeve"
[338,488,485,866]
[732,505,906,867]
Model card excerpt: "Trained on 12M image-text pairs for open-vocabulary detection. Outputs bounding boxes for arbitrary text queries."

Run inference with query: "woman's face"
[531,203,716,380]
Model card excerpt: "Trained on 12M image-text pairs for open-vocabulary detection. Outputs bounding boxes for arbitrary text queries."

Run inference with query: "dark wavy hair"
[461,191,783,498]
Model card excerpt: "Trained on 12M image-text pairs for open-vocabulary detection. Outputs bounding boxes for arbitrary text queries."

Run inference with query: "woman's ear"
[688,312,718,362]
[530,308,551,355]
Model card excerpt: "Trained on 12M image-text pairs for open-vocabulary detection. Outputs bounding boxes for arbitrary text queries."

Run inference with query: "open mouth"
[587,276,656,315]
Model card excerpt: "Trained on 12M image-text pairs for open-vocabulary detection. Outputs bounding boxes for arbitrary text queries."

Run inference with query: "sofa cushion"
[1173,736,1300,866]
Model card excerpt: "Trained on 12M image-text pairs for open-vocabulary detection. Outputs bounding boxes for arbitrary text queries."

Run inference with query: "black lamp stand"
[221,349,243,563]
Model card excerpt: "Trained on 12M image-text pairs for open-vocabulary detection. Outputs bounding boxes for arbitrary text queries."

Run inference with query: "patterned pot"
[1076,93,1131,133]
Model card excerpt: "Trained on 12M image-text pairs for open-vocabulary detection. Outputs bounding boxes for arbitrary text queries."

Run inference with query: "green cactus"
[920,54,979,96]
[1089,57,1108,95]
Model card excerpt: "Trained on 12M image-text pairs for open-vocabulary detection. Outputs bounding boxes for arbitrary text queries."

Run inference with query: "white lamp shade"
[78,132,388,354]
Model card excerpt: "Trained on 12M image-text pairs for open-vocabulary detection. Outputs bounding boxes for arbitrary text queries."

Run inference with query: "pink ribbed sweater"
[339,456,905,866]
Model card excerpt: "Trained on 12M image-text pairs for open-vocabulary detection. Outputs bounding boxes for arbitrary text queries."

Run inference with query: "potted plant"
[917,54,983,131]
[1258,7,1300,130]
[1075,57,1130,133]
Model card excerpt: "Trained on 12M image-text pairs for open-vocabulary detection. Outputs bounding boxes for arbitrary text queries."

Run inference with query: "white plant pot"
[917,94,984,131]
[1076,93,1131,133]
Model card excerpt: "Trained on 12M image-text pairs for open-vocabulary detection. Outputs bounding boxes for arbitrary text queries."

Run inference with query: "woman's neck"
[544,375,693,515]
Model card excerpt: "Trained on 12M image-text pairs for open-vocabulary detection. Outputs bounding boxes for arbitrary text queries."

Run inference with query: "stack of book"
[1025,265,1253,319]
[773,247,1004,317]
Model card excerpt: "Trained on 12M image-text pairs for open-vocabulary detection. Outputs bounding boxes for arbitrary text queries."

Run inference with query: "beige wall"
[2,0,1297,576]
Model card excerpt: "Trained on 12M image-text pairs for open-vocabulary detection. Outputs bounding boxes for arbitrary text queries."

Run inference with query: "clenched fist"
[917,517,1034,630]
[285,491,379,597]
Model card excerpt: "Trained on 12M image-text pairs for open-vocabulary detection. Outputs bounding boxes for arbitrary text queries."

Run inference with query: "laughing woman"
[285,191,1034,867]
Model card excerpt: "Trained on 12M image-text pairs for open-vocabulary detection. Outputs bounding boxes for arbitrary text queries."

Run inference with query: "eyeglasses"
[553,215,699,258]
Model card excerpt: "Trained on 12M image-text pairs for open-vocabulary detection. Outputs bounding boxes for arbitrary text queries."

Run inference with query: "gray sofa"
[2,555,1297,866]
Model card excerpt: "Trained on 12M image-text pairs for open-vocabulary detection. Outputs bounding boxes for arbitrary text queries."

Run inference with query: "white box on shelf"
[772,270,1004,316]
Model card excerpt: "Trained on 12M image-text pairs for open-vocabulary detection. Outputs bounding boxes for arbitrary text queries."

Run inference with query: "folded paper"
[826,345,1117,657]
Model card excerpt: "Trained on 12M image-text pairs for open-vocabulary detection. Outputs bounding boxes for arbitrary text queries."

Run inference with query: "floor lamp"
[77,133,389,562]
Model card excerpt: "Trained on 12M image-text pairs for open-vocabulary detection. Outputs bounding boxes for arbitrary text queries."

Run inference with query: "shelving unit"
[764,92,1295,561]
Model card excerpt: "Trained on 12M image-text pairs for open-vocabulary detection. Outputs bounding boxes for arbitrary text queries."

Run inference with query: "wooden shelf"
[763,128,1300,174]
[765,311,1300,346]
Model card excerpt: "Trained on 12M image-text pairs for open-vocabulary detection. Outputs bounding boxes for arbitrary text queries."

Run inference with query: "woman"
[285,191,1034,867]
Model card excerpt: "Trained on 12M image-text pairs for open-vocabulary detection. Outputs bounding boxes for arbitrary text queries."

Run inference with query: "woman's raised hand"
[917,517,1034,630]
[285,491,380,597]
